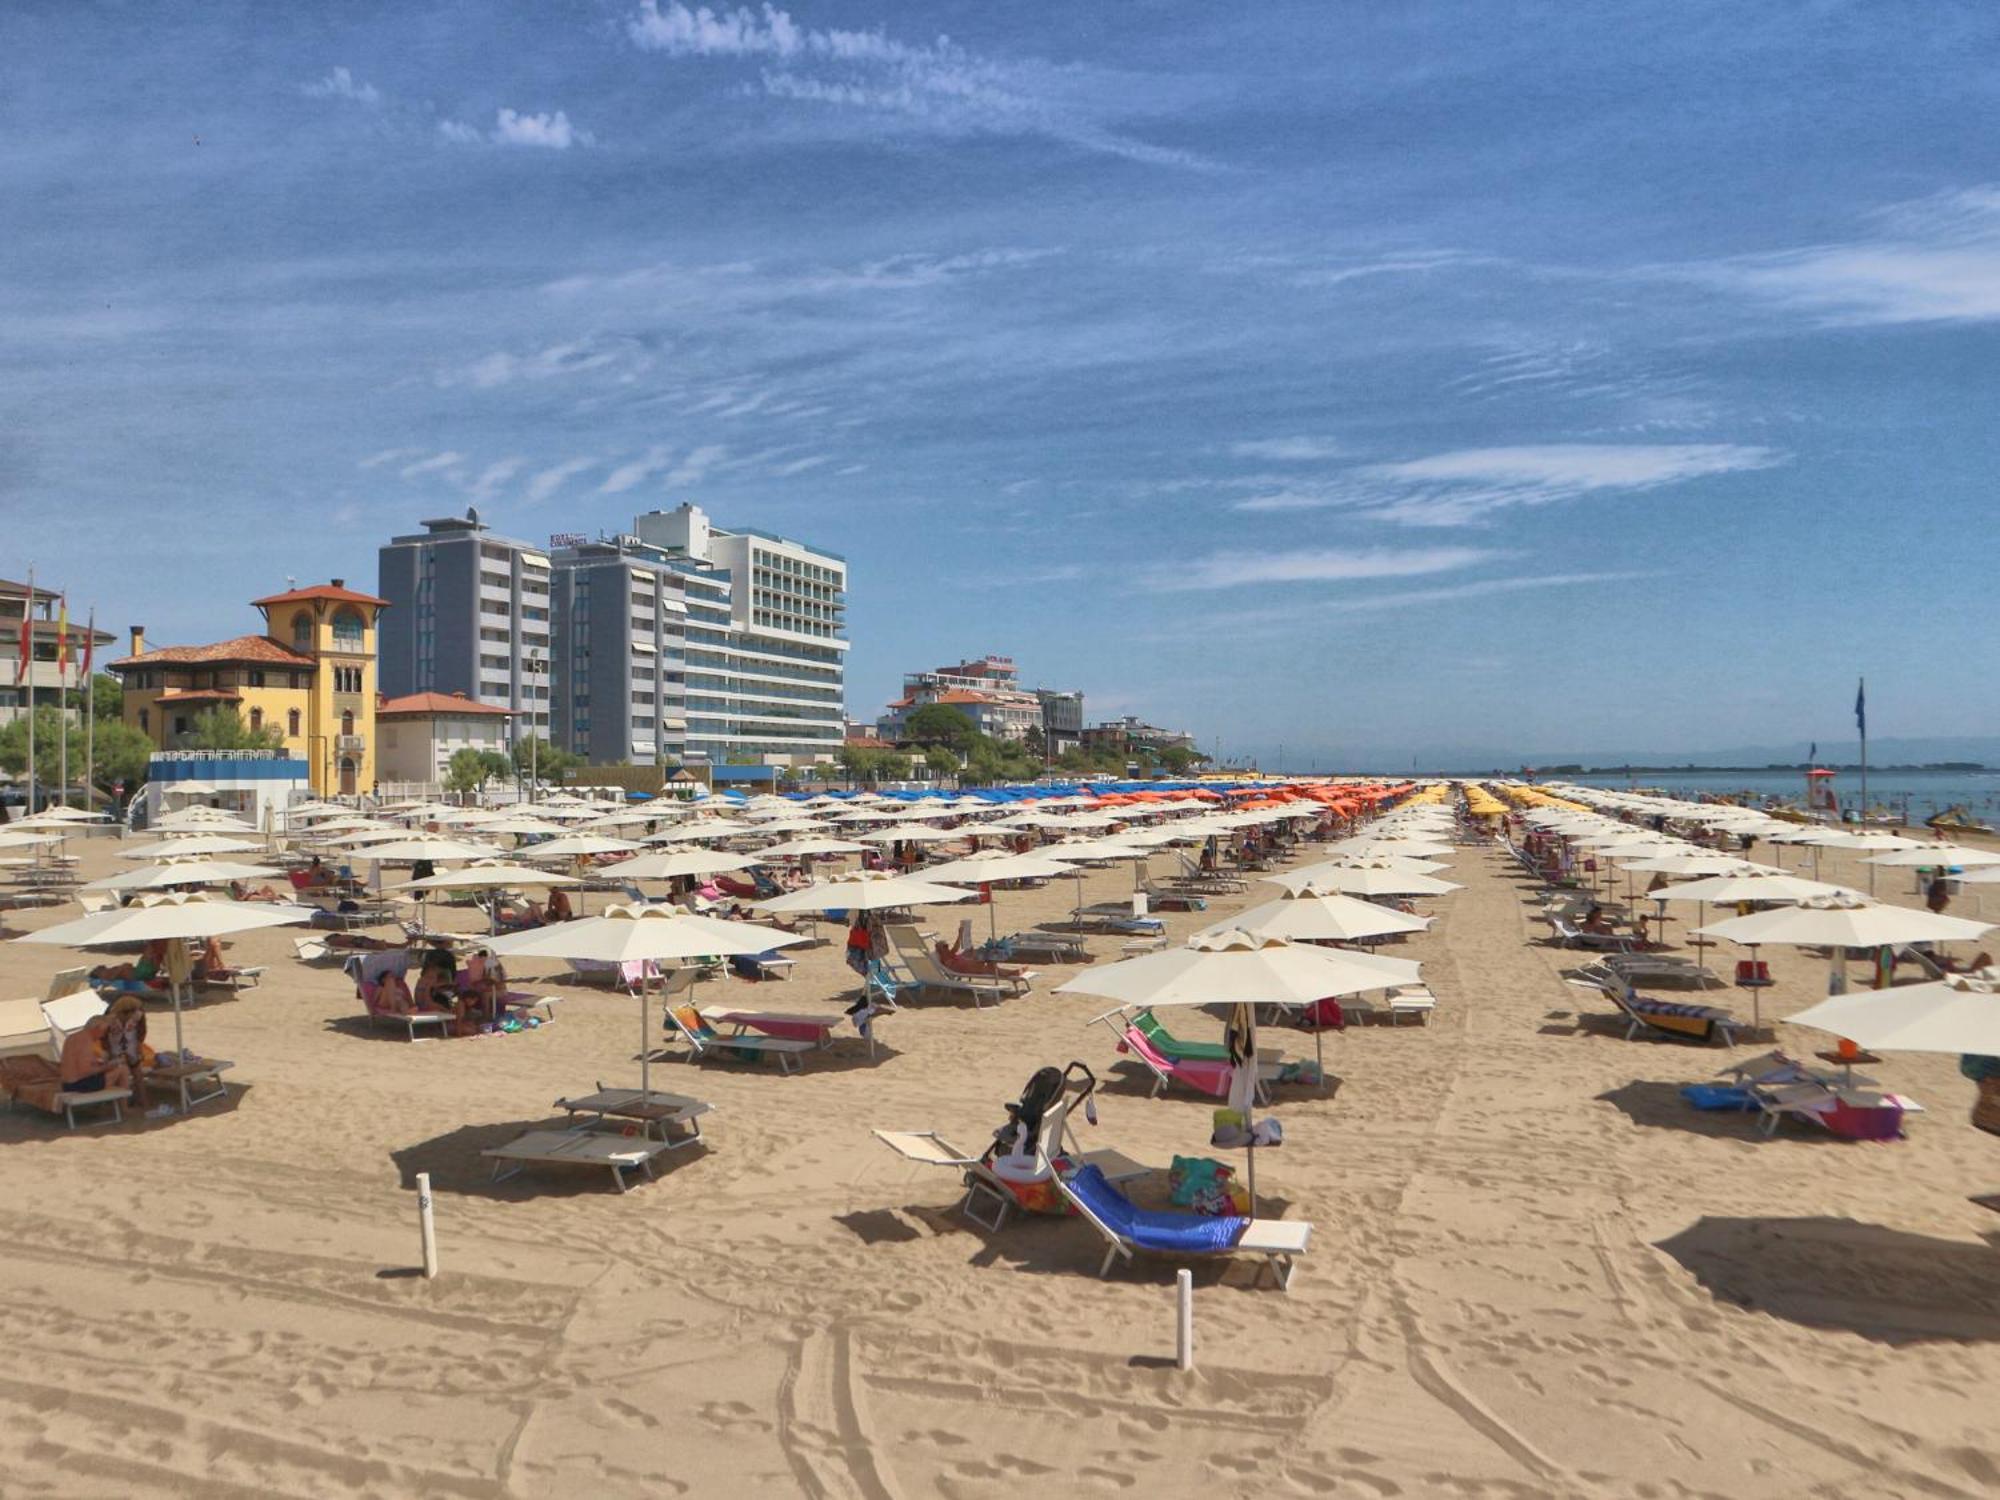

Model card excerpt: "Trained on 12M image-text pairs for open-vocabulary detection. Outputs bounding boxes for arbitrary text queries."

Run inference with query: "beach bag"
[1973,1077,2000,1138]
[1300,998,1345,1031]
[1169,1155,1248,1216]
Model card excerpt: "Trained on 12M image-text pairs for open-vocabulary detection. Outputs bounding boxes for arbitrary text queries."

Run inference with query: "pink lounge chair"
[1116,1025,1237,1099]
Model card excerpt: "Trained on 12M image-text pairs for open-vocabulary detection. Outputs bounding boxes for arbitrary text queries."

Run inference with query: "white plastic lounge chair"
[1388,984,1436,1026]
[664,1003,816,1074]
[1056,1164,1312,1290]
[553,1082,712,1146]
[482,1129,672,1191]
[77,892,120,915]
[46,968,90,1000]
[885,927,1015,1006]
[872,1130,1153,1232]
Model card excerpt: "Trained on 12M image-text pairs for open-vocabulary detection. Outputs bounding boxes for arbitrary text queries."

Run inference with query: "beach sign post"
[417,1171,439,1279]
[1176,1268,1194,1372]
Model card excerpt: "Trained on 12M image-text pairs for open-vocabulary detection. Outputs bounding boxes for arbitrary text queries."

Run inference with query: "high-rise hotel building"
[378,503,846,768]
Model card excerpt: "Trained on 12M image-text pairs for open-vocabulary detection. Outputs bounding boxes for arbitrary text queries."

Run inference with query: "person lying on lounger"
[228,879,285,903]
[91,939,172,993]
[59,1014,133,1099]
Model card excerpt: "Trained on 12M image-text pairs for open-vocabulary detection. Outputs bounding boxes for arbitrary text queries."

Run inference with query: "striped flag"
[55,596,69,671]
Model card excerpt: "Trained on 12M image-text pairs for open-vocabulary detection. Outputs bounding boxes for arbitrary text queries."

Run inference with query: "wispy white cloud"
[303,67,381,107]
[1684,186,2000,326]
[438,338,641,390]
[1193,570,1661,636]
[599,445,674,494]
[358,446,420,470]
[1144,546,1494,592]
[524,456,597,505]
[963,563,1087,589]
[771,453,833,476]
[662,444,727,488]
[465,456,527,501]
[627,2,1207,169]
[439,109,593,150]
[1230,442,1782,526]
[492,108,590,149]
[399,450,465,478]
[1229,436,1342,462]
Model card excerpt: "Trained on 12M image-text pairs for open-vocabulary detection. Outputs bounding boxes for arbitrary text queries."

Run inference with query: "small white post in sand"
[417,1171,439,1279]
[1176,1268,1194,1371]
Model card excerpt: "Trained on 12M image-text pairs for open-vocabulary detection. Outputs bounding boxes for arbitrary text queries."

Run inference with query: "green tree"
[67,673,122,720]
[511,735,582,783]
[445,746,513,793]
[0,706,153,802]
[1022,724,1046,761]
[187,706,285,751]
[1158,745,1202,775]
[923,745,960,778]
[902,704,978,751]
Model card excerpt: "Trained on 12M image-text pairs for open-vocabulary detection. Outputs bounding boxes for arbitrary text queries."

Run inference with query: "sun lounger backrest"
[42,991,107,1051]
[1120,1024,1176,1077]
[47,967,88,1000]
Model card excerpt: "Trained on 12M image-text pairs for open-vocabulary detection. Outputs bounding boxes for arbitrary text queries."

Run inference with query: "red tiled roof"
[250,583,390,608]
[107,635,317,669]
[155,688,244,704]
[844,736,894,749]
[376,691,512,718]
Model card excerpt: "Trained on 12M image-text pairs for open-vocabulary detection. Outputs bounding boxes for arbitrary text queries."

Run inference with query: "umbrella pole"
[640,970,652,1100]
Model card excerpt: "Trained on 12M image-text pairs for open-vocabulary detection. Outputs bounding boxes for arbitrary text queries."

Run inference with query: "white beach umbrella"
[477,816,571,838]
[121,835,268,860]
[522,835,643,860]
[924,848,1086,943]
[1785,974,2000,1056]
[1652,872,1858,905]
[1264,865,1461,898]
[1056,930,1420,1210]
[855,825,959,844]
[394,862,584,891]
[1328,837,1454,859]
[640,820,743,843]
[19,892,316,1063]
[0,830,65,850]
[356,836,501,863]
[83,859,284,892]
[755,870,978,915]
[1867,844,2000,868]
[1198,891,1429,944]
[489,901,807,1100]
[754,836,871,859]
[612,849,760,882]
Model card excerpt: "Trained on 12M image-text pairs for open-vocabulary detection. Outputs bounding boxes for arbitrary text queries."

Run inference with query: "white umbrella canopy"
[19,891,318,1060]
[1866,844,2000,868]
[1785,975,2000,1055]
[486,900,805,963]
[1816,831,1925,852]
[1055,928,1420,1008]
[321,827,416,847]
[1695,896,1992,949]
[521,835,642,860]
[83,859,284,892]
[1327,837,1454,859]
[0,830,65,850]
[640,820,744,844]
[1196,891,1429,944]
[392,863,585,891]
[922,850,1083,884]
[1651,872,1859,905]
[476,816,571,838]
[1263,865,1461,898]
[755,870,979,914]
[487,902,808,1098]
[754,836,871,859]
[855,825,958,844]
[121,835,268,860]
[1617,854,1762,877]
[611,849,760,882]
[355,836,502,863]
[148,812,257,834]
[1040,838,1151,862]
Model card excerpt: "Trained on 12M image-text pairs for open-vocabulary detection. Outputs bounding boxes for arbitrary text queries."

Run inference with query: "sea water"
[1558,769,2000,822]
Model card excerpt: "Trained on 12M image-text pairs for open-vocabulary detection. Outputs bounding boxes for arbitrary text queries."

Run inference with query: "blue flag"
[1808,741,1817,763]
[1854,678,1866,737]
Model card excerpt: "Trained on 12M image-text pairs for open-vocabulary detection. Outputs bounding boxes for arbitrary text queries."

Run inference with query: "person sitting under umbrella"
[59,1013,135,1100]
[103,994,153,1083]
[545,887,574,923]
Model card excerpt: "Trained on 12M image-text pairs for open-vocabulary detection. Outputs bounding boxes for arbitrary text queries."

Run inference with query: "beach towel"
[0,1056,66,1114]
[1066,1165,1247,1253]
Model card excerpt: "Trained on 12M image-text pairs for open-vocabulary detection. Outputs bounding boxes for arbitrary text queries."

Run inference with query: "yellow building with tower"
[109,580,387,796]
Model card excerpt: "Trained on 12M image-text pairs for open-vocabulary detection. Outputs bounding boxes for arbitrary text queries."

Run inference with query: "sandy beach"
[4,821,2000,1498]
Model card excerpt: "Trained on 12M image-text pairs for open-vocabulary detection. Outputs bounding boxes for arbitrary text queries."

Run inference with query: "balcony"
[336,734,366,752]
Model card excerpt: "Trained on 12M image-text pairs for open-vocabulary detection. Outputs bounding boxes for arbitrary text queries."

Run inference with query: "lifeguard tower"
[1805,767,1840,823]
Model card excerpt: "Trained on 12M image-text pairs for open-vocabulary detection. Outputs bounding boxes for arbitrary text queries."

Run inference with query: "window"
[331,608,364,647]
[341,709,355,736]
[248,707,263,731]
[173,716,189,736]
[138,708,149,731]
[248,670,265,688]
[288,708,301,736]
[291,611,312,648]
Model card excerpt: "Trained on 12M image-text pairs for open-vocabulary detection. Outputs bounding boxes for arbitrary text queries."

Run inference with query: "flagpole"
[57,597,68,809]
[23,564,34,817]
[85,606,95,817]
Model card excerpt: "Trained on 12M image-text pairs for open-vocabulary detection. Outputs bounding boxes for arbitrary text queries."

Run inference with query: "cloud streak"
[1145,546,1495,592]
[303,67,380,106]
[626,2,1206,169]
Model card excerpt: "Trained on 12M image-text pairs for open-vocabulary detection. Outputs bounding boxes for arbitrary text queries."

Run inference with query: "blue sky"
[6,1,1998,767]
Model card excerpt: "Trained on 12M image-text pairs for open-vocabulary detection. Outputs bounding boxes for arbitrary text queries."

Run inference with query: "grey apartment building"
[379,503,846,769]
[377,509,552,743]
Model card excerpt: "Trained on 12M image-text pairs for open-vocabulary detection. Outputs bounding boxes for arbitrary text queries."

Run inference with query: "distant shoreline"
[1414,764,1992,778]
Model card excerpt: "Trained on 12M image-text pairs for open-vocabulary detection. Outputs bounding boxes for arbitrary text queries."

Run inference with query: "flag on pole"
[55,596,69,672]
[12,606,26,685]
[1854,678,1866,737]
[78,612,92,680]
[1807,741,1817,764]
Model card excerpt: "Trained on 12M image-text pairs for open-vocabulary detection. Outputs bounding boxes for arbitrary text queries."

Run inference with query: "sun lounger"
[726,949,798,982]
[1566,974,1739,1046]
[884,928,1015,1006]
[77,891,120,915]
[1057,1163,1311,1290]
[197,964,266,993]
[1751,1079,1923,1139]
[1113,1023,1293,1102]
[983,930,1088,963]
[703,1006,847,1047]
[0,1054,129,1128]
[872,1131,1153,1232]
[1388,984,1437,1026]
[348,950,451,1041]
[1548,915,1649,952]
[665,1003,816,1073]
[553,1082,712,1145]
[482,1128,674,1191]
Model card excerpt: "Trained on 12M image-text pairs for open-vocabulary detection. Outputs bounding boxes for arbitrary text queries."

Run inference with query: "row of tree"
[834,705,1208,786]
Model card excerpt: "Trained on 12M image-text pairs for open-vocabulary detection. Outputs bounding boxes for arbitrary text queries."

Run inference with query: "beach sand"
[4,825,1999,1497]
